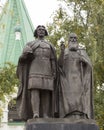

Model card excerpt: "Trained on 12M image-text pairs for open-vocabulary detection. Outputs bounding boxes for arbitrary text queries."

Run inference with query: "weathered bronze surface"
[58,33,94,119]
[16,25,57,120]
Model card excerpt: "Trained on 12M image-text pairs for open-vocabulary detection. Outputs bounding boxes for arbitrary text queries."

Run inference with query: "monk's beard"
[68,42,78,51]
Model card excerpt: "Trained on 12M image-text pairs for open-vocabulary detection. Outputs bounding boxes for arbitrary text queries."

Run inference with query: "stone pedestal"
[25,118,99,130]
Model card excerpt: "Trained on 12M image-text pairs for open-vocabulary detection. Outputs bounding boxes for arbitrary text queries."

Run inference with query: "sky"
[24,0,60,28]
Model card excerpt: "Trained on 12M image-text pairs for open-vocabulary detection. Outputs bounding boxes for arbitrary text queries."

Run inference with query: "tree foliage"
[47,0,104,128]
[0,62,19,101]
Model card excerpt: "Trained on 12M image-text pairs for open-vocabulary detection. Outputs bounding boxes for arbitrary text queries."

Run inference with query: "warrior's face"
[37,26,46,38]
[68,33,78,51]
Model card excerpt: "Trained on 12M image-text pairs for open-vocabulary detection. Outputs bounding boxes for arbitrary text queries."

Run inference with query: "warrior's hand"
[23,45,33,54]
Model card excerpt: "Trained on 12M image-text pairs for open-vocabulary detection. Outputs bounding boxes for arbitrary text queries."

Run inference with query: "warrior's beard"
[68,42,78,51]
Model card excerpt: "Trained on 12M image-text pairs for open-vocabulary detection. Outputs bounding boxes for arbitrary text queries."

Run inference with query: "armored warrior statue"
[16,25,57,120]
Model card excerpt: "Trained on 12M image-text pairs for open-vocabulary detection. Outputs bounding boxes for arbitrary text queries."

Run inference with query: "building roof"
[0,0,34,66]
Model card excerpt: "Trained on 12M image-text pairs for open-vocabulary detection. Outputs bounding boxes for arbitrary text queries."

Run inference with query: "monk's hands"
[80,57,87,64]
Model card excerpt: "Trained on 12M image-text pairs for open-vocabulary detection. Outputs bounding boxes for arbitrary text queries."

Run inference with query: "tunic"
[28,40,54,90]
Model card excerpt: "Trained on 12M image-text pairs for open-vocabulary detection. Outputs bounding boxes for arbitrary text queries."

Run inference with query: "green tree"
[0,62,19,101]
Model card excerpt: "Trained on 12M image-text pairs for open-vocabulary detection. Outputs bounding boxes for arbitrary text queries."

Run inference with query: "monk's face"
[68,33,78,51]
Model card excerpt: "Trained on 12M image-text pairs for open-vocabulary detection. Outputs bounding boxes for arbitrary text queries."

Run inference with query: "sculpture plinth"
[25,118,99,130]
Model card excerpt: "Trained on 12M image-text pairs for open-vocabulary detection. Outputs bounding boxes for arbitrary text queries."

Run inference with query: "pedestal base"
[26,118,99,130]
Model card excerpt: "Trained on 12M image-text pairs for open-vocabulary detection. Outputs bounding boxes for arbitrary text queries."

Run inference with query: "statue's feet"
[33,113,39,118]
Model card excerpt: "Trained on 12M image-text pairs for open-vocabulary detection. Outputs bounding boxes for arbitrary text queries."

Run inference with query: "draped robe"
[58,48,94,119]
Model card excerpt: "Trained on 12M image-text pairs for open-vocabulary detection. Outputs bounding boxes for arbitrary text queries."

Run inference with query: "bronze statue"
[58,33,94,119]
[16,25,57,120]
